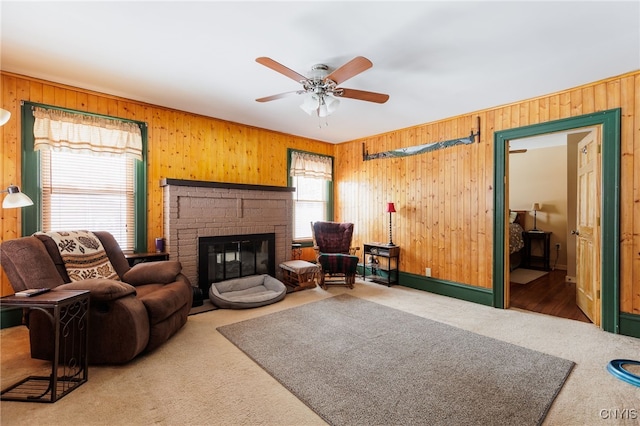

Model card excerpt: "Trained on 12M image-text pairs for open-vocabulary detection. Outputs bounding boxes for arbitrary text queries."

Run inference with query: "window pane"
[295,176,325,201]
[294,201,326,239]
[42,149,135,250]
[48,193,131,245]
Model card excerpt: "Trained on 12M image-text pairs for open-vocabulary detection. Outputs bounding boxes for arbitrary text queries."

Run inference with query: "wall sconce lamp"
[2,185,34,209]
[0,108,11,126]
[531,202,541,231]
[386,202,396,246]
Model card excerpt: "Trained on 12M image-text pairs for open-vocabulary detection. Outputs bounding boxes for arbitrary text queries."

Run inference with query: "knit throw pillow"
[36,230,120,282]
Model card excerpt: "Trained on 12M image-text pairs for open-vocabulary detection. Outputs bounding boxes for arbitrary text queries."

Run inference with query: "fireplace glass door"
[198,233,275,295]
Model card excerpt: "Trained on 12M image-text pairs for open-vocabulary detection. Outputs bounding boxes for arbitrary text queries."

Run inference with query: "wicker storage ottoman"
[279,260,319,292]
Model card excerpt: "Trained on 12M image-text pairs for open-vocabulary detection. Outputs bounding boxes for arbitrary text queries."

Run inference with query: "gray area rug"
[217,294,574,426]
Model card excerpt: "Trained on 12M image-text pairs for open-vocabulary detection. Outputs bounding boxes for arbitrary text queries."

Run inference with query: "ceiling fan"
[255,56,389,119]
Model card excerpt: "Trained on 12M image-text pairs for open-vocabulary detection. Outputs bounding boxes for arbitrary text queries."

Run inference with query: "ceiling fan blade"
[337,88,389,104]
[325,56,373,85]
[256,91,300,102]
[256,57,307,83]
[509,149,528,154]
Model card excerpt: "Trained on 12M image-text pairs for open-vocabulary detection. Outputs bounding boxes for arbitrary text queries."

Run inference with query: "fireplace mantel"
[162,178,294,287]
[160,178,295,193]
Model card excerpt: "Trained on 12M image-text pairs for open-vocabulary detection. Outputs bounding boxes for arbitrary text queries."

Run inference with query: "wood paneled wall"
[2,71,639,316]
[0,72,333,295]
[334,71,640,315]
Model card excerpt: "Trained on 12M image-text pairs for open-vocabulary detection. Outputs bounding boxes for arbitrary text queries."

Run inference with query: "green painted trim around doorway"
[493,109,621,334]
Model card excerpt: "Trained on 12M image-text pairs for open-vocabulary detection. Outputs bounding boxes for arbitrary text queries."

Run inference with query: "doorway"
[492,109,621,333]
[509,269,590,322]
[506,129,595,324]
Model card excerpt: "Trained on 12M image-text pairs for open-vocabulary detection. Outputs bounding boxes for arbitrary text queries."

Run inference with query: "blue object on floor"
[607,359,640,388]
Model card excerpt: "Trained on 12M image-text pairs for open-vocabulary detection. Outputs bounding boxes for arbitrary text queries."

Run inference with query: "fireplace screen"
[198,233,275,294]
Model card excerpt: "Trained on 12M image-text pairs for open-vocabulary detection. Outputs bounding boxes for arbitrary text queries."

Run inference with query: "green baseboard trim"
[0,307,23,329]
[619,313,640,339]
[397,272,494,306]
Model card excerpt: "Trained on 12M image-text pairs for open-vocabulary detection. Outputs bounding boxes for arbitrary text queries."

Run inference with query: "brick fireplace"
[161,178,295,287]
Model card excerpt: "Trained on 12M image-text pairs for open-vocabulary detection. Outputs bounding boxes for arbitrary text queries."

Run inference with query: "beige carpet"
[511,268,549,284]
[2,279,639,425]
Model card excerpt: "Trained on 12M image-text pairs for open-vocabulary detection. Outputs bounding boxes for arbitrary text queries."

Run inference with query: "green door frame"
[493,109,621,333]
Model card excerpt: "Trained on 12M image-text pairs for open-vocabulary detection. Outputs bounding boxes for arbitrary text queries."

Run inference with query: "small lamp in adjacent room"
[1,185,34,209]
[386,202,396,246]
[531,202,541,231]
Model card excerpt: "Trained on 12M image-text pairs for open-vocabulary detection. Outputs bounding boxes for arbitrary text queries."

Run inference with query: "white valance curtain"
[289,151,332,180]
[33,107,143,161]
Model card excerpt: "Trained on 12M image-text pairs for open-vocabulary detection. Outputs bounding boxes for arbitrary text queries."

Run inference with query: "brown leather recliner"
[0,231,193,364]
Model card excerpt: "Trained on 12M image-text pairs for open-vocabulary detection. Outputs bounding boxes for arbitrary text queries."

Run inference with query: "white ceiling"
[2,1,639,144]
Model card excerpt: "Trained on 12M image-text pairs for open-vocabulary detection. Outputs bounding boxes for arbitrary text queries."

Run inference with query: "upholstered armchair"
[0,231,193,364]
[311,221,360,289]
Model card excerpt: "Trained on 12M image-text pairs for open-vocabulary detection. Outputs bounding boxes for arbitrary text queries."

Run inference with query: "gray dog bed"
[209,274,287,309]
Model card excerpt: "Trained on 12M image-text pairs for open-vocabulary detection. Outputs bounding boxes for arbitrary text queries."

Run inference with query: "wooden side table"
[0,290,90,403]
[124,252,169,267]
[523,231,552,271]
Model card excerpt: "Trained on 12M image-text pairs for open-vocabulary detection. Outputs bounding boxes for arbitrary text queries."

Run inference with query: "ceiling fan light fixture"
[258,56,386,124]
[325,95,340,115]
[318,102,329,118]
[318,95,339,118]
[300,93,340,118]
[300,94,319,115]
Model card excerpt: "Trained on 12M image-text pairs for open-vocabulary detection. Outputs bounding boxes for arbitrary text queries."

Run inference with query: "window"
[41,150,136,250]
[288,150,333,241]
[21,103,147,252]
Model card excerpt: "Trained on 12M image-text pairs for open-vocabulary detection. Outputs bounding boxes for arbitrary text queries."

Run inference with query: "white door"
[575,129,600,325]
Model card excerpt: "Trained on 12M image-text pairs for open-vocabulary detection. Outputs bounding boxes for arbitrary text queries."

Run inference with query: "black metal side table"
[363,243,400,286]
[1,290,90,403]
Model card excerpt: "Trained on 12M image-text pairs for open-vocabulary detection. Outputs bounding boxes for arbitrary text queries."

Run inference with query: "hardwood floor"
[509,269,591,323]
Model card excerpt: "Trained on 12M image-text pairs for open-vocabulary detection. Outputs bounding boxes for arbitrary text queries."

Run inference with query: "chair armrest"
[349,246,361,255]
[122,261,182,286]
[56,279,136,302]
